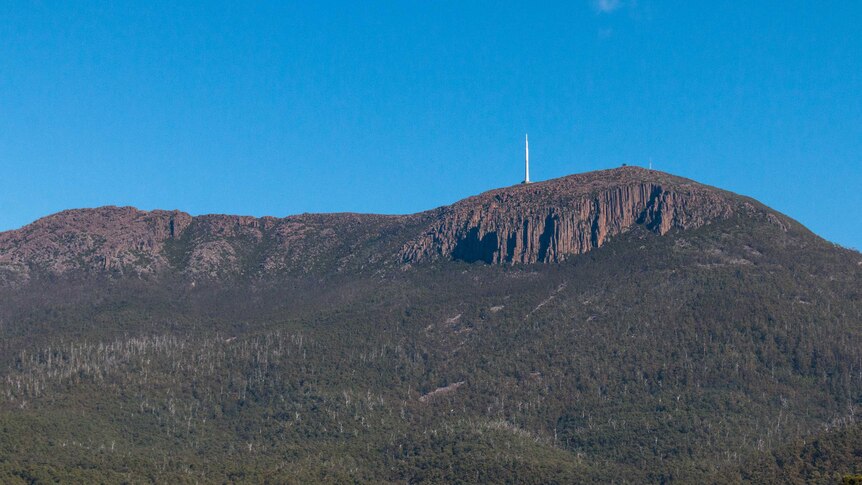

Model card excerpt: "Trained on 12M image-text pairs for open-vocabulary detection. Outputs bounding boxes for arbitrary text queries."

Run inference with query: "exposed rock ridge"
[0,167,754,281]
[0,207,191,280]
[400,167,738,264]
[0,207,408,281]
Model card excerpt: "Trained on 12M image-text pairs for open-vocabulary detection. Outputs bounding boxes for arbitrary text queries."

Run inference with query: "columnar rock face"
[399,167,739,264]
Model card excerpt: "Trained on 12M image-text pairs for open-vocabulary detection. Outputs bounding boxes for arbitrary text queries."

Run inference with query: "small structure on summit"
[523,133,531,184]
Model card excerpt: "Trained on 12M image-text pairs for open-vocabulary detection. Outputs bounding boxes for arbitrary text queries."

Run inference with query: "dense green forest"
[1,211,861,483]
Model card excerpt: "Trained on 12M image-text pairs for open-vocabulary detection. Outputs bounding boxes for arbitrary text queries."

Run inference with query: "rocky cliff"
[400,167,746,264]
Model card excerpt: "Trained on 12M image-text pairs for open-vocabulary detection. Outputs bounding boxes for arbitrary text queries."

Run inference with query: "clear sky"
[1,1,860,249]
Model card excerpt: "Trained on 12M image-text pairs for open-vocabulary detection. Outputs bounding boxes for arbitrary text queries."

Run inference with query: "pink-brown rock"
[0,167,759,281]
[399,167,739,264]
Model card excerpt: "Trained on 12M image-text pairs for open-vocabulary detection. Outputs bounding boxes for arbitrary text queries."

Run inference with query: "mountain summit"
[0,167,797,284]
[400,166,776,264]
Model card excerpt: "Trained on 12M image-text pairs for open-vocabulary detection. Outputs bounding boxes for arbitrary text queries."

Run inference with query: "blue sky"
[1,1,860,249]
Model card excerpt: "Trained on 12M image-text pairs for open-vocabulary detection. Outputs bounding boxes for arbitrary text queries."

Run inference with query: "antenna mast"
[524,134,531,184]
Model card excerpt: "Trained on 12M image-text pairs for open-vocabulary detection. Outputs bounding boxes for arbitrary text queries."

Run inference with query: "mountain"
[0,167,787,279]
[0,167,860,483]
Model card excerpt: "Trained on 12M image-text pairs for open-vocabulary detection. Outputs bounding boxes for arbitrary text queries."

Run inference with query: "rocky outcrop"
[0,167,757,281]
[0,206,410,280]
[400,167,738,264]
[0,207,191,280]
